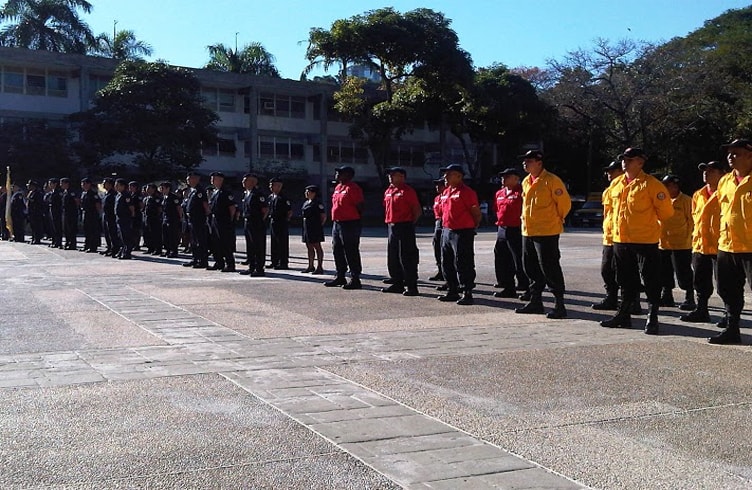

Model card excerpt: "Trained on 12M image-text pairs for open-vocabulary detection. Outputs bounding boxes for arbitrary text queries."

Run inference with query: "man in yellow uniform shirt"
[601,148,674,334]
[709,138,752,344]
[514,150,571,319]
[592,160,624,310]
[658,175,695,310]
[680,161,727,324]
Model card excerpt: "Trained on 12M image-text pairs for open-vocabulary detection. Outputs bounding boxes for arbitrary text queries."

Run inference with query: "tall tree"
[71,61,219,180]
[0,0,94,53]
[304,7,474,182]
[204,42,280,77]
[92,29,152,60]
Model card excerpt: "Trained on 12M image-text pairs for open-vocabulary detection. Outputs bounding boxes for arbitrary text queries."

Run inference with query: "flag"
[5,166,13,238]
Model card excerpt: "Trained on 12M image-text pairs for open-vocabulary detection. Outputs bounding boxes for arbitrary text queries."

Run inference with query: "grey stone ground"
[0,227,750,489]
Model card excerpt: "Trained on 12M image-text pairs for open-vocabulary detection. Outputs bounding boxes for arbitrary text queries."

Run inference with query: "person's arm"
[470,205,482,228]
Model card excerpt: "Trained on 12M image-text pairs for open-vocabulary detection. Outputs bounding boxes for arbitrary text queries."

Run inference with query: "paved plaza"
[1,227,751,489]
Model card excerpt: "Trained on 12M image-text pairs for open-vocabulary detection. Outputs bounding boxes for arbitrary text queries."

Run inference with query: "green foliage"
[71,61,219,181]
[205,42,280,77]
[0,120,77,181]
[0,0,94,53]
[92,29,152,60]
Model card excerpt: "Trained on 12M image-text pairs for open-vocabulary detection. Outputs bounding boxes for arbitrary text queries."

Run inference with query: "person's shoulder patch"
[125,198,131,203]
[657,192,666,200]
[259,197,265,202]
[228,195,235,201]
[554,188,563,196]
[318,204,325,210]
[197,193,203,198]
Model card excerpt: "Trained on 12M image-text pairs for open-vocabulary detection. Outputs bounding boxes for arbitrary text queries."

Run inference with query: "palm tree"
[93,29,152,60]
[0,0,95,54]
[205,42,281,77]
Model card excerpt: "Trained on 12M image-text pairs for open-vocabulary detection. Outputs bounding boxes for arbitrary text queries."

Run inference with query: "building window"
[26,69,46,96]
[217,137,236,157]
[3,67,24,94]
[218,89,235,112]
[326,141,369,164]
[258,93,305,119]
[258,136,305,160]
[47,71,67,97]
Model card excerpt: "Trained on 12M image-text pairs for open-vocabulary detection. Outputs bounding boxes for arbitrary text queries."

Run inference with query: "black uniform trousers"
[494,226,528,291]
[29,213,44,243]
[600,245,618,295]
[117,220,133,258]
[244,219,266,272]
[145,217,162,252]
[103,216,121,254]
[432,218,442,270]
[82,212,101,251]
[190,219,209,266]
[387,222,419,288]
[332,220,362,279]
[692,252,717,301]
[614,242,661,305]
[162,220,180,256]
[717,251,752,318]
[270,220,289,267]
[11,213,25,242]
[522,234,565,298]
[50,211,63,247]
[441,228,476,293]
[209,221,235,268]
[660,248,693,291]
[63,215,77,248]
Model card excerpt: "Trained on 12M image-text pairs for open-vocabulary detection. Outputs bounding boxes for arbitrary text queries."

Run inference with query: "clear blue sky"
[85,0,750,79]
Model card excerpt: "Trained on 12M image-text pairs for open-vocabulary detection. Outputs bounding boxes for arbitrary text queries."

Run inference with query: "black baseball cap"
[618,147,648,160]
[720,138,752,151]
[269,176,283,183]
[518,149,543,160]
[662,174,680,185]
[698,161,729,172]
[439,164,465,175]
[305,185,319,193]
[335,166,355,174]
[80,177,92,184]
[210,171,225,178]
[498,167,522,177]
[386,167,407,176]
[603,160,621,172]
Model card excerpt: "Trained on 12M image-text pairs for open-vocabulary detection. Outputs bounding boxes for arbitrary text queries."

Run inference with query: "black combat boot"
[600,299,632,329]
[644,303,660,335]
[515,294,544,314]
[592,290,618,310]
[659,288,675,307]
[708,314,742,344]
[678,289,696,311]
[547,295,567,319]
[679,297,710,323]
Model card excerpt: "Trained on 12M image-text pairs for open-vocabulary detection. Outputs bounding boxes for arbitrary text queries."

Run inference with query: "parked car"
[570,200,604,227]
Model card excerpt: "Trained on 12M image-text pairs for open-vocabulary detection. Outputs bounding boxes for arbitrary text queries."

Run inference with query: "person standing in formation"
[183,172,210,269]
[324,166,364,290]
[658,175,695,310]
[100,178,120,257]
[26,180,45,244]
[60,178,78,250]
[268,177,292,270]
[428,177,446,282]
[114,178,135,260]
[493,167,529,299]
[159,182,182,259]
[300,185,326,274]
[207,172,237,272]
[239,173,268,277]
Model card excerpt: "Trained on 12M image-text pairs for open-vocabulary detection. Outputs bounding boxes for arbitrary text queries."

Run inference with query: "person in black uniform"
[268,177,292,270]
[128,181,143,251]
[182,171,210,269]
[10,183,26,242]
[159,181,182,258]
[0,185,8,241]
[79,177,102,253]
[114,178,135,260]
[207,172,237,272]
[26,180,45,244]
[42,181,53,241]
[60,178,78,249]
[142,183,163,255]
[100,178,120,257]
[239,173,268,277]
[301,184,326,274]
[46,178,63,248]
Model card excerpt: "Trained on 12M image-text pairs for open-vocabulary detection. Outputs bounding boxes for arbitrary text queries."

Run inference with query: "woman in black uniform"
[300,185,326,274]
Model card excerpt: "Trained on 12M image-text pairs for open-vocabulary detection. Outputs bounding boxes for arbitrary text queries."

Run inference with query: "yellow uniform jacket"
[691,186,721,255]
[521,169,571,237]
[718,172,752,253]
[608,171,674,244]
[659,192,693,250]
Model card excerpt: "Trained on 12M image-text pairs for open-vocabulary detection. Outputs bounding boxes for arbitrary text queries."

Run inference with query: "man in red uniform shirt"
[428,177,446,282]
[381,167,422,296]
[493,167,528,298]
[324,166,364,290]
[438,164,482,305]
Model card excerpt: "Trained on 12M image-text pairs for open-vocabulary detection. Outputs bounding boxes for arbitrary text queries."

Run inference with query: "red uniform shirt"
[383,183,419,223]
[494,185,523,227]
[440,183,479,230]
[331,181,363,221]
[433,194,443,219]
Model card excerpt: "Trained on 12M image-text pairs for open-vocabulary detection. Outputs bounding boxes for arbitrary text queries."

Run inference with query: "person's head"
[721,138,752,175]
[145,183,158,196]
[128,181,139,194]
[115,178,127,193]
[48,178,59,189]
[662,175,680,198]
[602,160,624,182]
[334,166,355,183]
[159,181,172,194]
[210,172,225,188]
[304,185,319,199]
[80,177,92,191]
[619,147,647,176]
[269,177,283,194]
[440,164,465,187]
[498,168,522,189]
[102,178,114,191]
[519,150,544,177]
[60,177,70,190]
[186,171,201,188]
[387,167,406,186]
[698,161,727,188]
[433,177,446,193]
[242,173,258,190]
